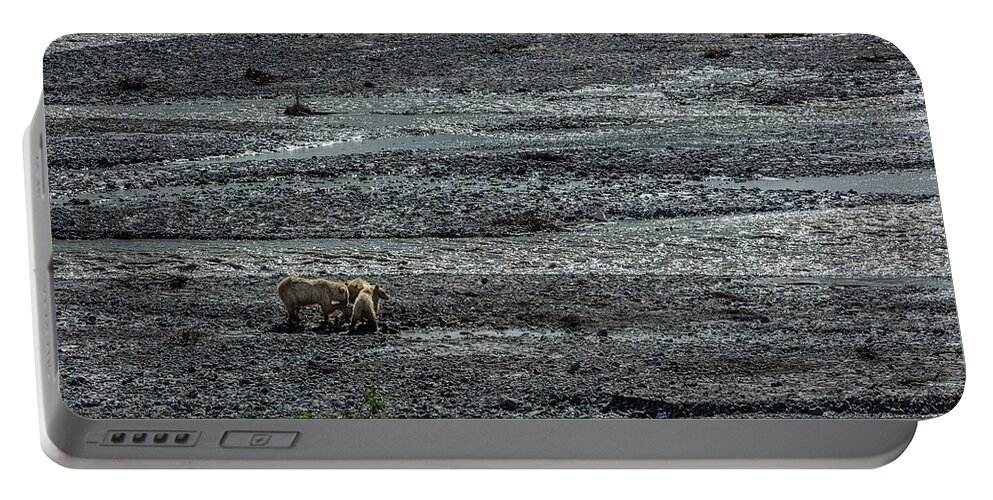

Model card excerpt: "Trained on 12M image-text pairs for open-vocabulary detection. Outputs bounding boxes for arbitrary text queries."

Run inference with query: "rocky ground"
[52,200,963,419]
[44,34,932,240]
[43,34,964,419]
[44,33,920,105]
[55,271,962,419]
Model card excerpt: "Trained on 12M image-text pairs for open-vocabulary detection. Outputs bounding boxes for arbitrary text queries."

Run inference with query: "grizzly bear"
[346,278,369,305]
[277,276,350,323]
[349,284,391,333]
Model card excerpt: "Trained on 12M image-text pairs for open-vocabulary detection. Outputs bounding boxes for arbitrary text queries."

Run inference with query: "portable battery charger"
[26,33,964,468]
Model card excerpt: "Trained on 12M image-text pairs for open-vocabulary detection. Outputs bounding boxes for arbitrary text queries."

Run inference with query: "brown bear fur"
[346,278,369,305]
[277,276,349,323]
[349,284,390,333]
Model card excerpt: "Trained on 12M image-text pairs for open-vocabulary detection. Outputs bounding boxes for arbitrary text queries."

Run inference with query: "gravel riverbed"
[44,34,964,419]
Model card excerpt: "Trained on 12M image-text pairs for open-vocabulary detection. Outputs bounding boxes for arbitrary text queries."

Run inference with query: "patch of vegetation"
[335,386,390,418]
[291,410,322,419]
[363,386,389,416]
[703,48,732,59]
[244,67,285,85]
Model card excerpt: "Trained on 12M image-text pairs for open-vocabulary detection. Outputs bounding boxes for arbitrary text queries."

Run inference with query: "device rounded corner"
[867,420,917,469]
[853,33,924,83]
[44,34,83,60]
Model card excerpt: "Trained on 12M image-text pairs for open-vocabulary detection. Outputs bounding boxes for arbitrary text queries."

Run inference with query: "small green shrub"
[363,386,389,417]
[291,410,322,419]
[334,386,390,418]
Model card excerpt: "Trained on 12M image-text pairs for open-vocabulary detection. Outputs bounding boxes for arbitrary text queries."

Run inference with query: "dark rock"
[703,48,732,59]
[307,360,339,374]
[244,68,285,86]
[498,397,521,411]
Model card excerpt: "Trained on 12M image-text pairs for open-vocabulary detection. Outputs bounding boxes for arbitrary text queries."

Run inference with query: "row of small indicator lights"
[110,432,193,444]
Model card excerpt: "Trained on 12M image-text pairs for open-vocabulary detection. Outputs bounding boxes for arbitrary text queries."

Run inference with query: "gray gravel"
[45,34,964,419]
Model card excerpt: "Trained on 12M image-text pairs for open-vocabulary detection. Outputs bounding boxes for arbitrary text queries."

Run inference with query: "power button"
[220,431,298,448]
